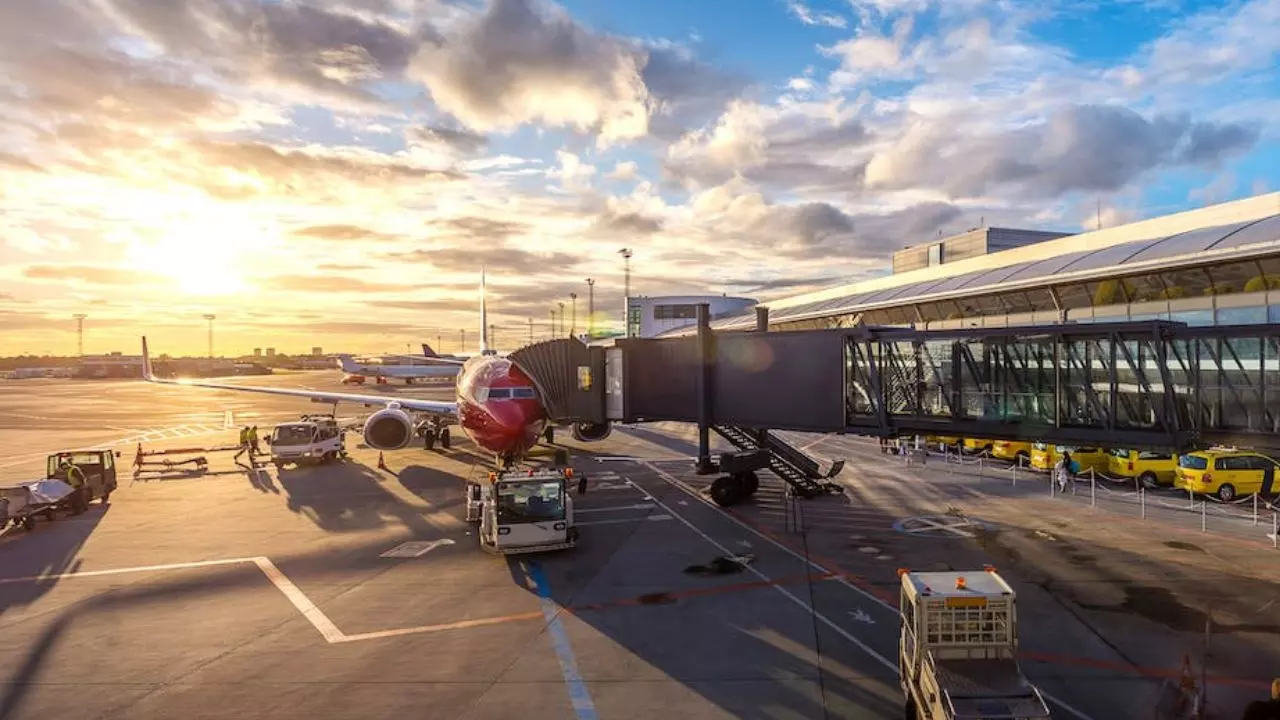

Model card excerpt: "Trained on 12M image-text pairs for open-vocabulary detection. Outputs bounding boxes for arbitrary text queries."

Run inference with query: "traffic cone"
[377,452,387,471]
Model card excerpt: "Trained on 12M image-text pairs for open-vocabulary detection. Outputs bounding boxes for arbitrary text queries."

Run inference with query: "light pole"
[549,309,556,340]
[528,317,534,344]
[202,314,216,358]
[557,301,565,336]
[73,314,87,357]
[586,278,595,339]
[619,248,633,337]
[569,293,578,337]
[460,328,466,352]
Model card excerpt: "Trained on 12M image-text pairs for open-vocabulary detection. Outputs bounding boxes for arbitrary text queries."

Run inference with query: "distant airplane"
[336,352,460,385]
[140,270,612,467]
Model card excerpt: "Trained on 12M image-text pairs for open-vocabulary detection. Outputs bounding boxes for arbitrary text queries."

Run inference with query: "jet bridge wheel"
[736,471,759,497]
[440,428,451,449]
[710,475,745,507]
[904,697,918,720]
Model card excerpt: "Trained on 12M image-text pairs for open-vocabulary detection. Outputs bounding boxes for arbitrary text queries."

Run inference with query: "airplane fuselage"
[454,354,546,464]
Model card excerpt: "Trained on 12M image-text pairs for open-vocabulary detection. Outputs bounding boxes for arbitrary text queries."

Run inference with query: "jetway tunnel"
[509,307,1280,502]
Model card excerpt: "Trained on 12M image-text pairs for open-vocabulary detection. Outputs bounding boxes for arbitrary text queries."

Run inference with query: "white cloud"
[787,1,848,27]
[608,160,639,180]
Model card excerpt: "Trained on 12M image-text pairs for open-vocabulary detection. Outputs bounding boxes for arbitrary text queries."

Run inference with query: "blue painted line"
[526,561,599,720]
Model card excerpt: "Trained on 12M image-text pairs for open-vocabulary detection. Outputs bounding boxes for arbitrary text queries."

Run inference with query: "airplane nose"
[486,401,530,435]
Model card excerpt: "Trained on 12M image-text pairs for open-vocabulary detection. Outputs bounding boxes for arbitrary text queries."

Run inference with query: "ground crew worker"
[577,474,588,496]
[248,426,261,455]
[61,460,85,490]
[1055,451,1074,493]
[234,426,250,465]
[1240,678,1280,719]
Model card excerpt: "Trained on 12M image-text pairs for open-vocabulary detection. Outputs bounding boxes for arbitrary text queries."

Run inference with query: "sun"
[124,214,272,296]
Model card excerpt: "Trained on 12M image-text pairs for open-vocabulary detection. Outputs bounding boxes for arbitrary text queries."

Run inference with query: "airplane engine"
[363,407,414,450]
[571,422,612,442]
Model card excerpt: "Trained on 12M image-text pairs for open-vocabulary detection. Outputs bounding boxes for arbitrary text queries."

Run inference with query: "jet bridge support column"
[695,303,716,475]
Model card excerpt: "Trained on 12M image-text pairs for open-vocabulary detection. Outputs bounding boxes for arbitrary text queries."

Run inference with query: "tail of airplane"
[422,343,440,358]
[141,336,154,380]
[479,267,494,356]
[335,354,359,372]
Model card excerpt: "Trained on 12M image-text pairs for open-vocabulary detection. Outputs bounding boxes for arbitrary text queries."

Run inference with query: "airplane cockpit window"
[511,387,536,399]
[272,425,315,446]
[488,388,512,400]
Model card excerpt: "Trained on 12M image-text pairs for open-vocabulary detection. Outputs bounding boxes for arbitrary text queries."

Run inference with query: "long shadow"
[0,500,109,616]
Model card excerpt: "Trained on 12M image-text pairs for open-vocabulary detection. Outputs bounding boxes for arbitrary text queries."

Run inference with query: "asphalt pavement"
[1,375,1278,719]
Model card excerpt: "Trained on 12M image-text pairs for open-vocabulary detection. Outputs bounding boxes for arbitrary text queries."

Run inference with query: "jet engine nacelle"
[571,422,612,442]
[363,406,414,450]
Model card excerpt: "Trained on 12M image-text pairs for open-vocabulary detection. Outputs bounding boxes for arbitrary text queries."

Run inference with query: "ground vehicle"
[466,467,578,554]
[927,435,961,450]
[267,414,347,468]
[992,440,1033,464]
[899,566,1051,719]
[1054,446,1108,474]
[1175,448,1280,501]
[962,438,994,455]
[1107,448,1177,487]
[1029,442,1059,471]
[1,480,75,532]
[46,450,118,513]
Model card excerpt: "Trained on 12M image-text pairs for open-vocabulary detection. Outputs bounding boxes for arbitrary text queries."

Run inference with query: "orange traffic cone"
[377,452,387,471]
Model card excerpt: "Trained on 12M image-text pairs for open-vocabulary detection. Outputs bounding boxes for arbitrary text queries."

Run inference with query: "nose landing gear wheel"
[440,428,451,449]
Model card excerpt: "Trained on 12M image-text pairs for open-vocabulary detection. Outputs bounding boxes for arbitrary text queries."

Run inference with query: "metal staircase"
[712,426,845,498]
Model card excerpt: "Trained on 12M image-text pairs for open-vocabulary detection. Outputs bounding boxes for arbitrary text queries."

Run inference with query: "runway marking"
[380,539,456,558]
[252,557,345,643]
[527,561,600,720]
[576,514,671,526]
[642,463,1094,720]
[574,503,654,514]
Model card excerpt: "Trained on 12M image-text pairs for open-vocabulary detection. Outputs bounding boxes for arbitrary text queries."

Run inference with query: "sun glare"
[124,214,274,296]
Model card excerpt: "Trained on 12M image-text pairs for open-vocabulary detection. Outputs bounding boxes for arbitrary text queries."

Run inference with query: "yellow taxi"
[962,438,995,455]
[926,435,961,450]
[992,440,1034,464]
[1030,444,1107,474]
[1107,448,1177,487]
[1175,449,1280,502]
[1030,442,1058,471]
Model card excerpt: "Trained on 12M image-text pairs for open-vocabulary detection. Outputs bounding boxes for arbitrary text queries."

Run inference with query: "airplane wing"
[141,337,457,417]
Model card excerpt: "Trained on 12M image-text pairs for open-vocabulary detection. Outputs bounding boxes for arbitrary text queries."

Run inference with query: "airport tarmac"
[2,373,1280,719]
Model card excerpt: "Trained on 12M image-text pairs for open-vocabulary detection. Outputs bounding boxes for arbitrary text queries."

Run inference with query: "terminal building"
[660,192,1280,335]
[624,295,757,338]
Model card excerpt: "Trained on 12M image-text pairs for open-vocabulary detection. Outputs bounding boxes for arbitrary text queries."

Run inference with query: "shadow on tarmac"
[0,501,109,617]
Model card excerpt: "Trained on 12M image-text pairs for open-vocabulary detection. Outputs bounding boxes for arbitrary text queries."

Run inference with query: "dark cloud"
[104,0,431,107]
[866,104,1263,199]
[272,274,418,293]
[294,225,400,242]
[411,125,488,153]
[592,208,663,235]
[192,140,463,184]
[722,275,846,292]
[641,44,751,140]
[368,298,480,313]
[22,264,162,285]
[391,247,581,274]
[427,216,530,241]
[1179,122,1261,165]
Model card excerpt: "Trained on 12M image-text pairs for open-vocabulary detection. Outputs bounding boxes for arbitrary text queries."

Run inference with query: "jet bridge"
[510,306,1280,504]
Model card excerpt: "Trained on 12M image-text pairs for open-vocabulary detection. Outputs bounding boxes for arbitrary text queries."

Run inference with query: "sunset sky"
[1,0,1277,357]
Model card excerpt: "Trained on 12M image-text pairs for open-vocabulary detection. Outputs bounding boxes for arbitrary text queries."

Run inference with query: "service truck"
[466,467,578,555]
[898,566,1052,720]
[267,414,347,468]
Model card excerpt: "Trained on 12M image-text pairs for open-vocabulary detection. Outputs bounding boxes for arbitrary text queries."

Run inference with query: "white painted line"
[576,514,672,526]
[900,516,976,538]
[380,539,456,558]
[0,557,263,585]
[574,503,655,514]
[642,462,1094,720]
[589,482,638,491]
[252,557,345,643]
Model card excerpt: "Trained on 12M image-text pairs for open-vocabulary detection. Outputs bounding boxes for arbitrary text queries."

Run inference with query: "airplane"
[335,353,461,385]
[138,271,613,468]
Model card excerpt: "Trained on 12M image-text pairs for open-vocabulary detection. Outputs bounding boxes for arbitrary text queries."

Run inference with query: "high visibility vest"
[66,466,85,488]
[239,428,249,444]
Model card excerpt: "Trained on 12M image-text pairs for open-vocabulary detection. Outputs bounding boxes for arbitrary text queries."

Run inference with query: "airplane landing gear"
[422,424,452,451]
[543,426,555,444]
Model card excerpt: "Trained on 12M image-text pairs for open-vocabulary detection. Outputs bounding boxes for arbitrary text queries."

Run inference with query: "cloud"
[391,247,581,274]
[862,104,1261,199]
[1179,122,1261,165]
[411,125,489,154]
[0,152,43,172]
[293,224,401,242]
[22,264,161,285]
[409,0,652,147]
[103,0,430,109]
[272,274,418,293]
[787,1,848,27]
[592,208,664,235]
[427,216,531,241]
[608,161,639,181]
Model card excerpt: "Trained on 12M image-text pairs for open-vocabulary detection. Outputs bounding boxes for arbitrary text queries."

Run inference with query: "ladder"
[712,426,845,498]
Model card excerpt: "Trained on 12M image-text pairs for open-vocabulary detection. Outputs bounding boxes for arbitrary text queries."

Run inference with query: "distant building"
[253,348,262,357]
[892,227,1073,274]
[266,348,276,357]
[78,352,143,379]
[311,347,322,357]
[625,295,757,338]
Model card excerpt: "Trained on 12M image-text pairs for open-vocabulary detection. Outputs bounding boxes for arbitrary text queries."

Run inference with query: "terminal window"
[653,304,698,320]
